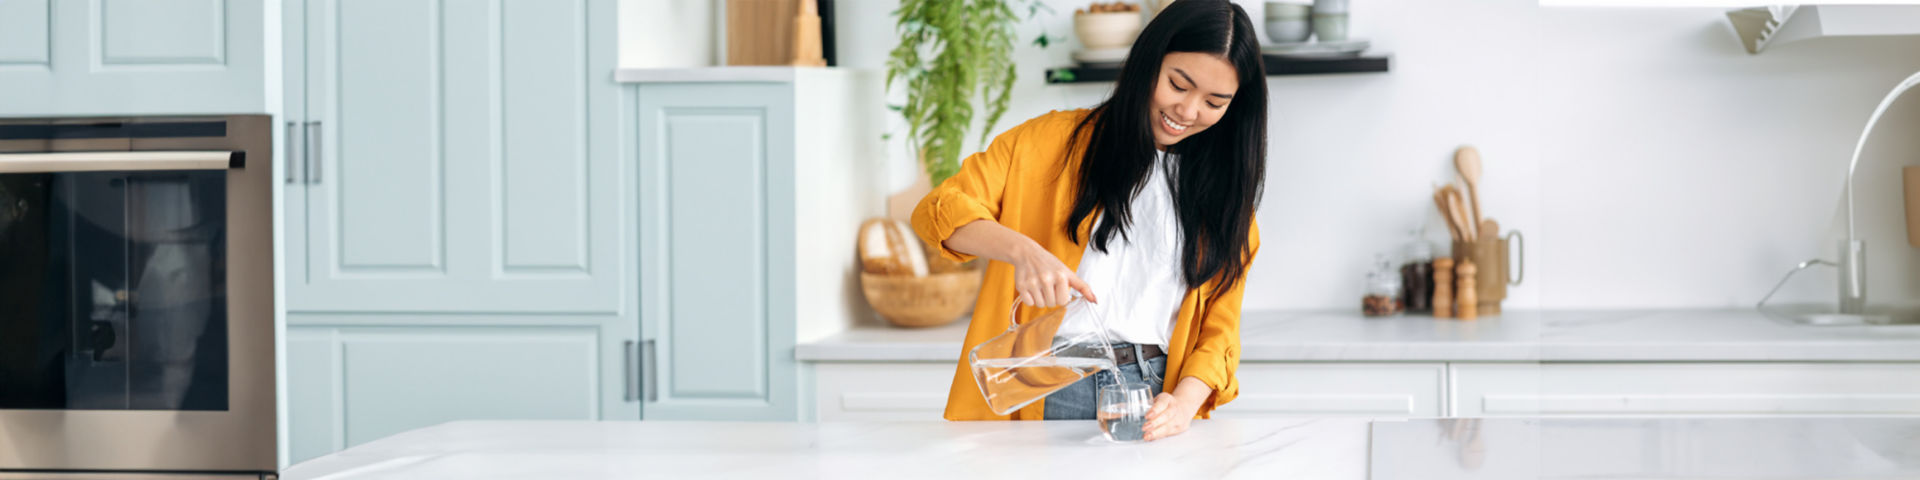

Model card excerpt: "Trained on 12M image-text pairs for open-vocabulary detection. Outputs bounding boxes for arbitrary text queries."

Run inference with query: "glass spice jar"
[1363,255,1405,317]
[1399,230,1434,313]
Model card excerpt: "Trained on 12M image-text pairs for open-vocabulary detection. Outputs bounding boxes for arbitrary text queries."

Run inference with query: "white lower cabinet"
[810,361,1920,421]
[1451,363,1920,417]
[813,363,956,421]
[1212,363,1447,418]
[808,362,1448,420]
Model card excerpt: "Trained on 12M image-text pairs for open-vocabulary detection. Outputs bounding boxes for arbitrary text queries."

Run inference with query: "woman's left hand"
[1141,392,1200,441]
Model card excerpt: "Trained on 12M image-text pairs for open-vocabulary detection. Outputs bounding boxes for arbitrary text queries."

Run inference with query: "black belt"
[1111,344,1165,366]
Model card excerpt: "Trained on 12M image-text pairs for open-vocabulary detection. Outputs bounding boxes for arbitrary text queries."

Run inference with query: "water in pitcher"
[970,356,1116,414]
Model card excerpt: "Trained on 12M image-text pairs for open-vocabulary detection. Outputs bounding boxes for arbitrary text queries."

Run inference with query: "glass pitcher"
[968,295,1117,415]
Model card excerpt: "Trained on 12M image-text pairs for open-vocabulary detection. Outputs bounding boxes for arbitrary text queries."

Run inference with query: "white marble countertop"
[796,309,1920,363]
[280,418,1370,480]
[283,418,1920,479]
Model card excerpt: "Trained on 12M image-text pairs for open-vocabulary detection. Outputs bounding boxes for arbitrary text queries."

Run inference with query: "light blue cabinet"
[285,0,623,314]
[285,320,628,464]
[635,82,800,421]
[0,0,268,116]
[281,0,635,465]
[629,70,881,422]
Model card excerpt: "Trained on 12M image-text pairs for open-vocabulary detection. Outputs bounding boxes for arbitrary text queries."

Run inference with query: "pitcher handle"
[1505,230,1525,286]
[1004,293,1117,367]
[1005,291,1105,328]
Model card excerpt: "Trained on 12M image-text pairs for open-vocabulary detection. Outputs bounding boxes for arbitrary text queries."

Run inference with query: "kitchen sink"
[1760,303,1920,326]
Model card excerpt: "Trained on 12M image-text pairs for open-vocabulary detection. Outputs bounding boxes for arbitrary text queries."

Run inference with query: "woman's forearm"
[943,219,1047,267]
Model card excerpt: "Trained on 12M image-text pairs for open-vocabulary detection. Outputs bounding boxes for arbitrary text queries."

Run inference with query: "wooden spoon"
[1445,185,1475,243]
[1434,186,1461,242]
[1455,146,1484,227]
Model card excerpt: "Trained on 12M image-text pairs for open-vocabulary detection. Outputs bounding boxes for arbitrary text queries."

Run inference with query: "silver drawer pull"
[642,339,657,403]
[285,121,300,184]
[307,121,322,184]
[624,340,639,402]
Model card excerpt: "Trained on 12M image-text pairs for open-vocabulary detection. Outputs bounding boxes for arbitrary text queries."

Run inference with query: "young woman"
[911,0,1266,441]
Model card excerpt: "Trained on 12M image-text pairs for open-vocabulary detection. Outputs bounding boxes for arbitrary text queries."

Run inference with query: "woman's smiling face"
[1150,52,1239,150]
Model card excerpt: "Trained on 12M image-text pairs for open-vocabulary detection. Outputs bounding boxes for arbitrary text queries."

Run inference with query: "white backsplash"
[625,0,1920,310]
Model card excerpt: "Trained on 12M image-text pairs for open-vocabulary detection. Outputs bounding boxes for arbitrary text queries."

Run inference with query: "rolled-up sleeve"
[1184,219,1260,417]
[909,120,1024,263]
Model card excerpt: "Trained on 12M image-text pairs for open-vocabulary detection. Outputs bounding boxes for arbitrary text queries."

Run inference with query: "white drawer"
[1451,363,1920,417]
[814,363,954,421]
[1212,363,1447,418]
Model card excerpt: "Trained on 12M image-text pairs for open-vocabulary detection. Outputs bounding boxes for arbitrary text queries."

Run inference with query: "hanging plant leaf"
[885,0,1048,187]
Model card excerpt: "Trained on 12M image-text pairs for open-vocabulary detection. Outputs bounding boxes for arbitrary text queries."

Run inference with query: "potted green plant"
[871,0,1051,327]
[885,0,1051,187]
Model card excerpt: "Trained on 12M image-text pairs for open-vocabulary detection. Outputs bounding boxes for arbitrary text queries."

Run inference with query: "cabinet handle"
[284,121,300,184]
[306,121,322,184]
[641,339,658,403]
[623,340,638,402]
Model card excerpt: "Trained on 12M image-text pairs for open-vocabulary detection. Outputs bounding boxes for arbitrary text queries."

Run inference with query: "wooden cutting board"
[726,0,798,65]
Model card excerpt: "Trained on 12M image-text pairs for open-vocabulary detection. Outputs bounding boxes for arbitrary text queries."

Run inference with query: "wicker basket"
[861,267,985,328]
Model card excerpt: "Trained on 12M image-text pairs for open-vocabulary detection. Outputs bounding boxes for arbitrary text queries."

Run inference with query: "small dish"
[1072,47,1130,67]
[1261,39,1369,59]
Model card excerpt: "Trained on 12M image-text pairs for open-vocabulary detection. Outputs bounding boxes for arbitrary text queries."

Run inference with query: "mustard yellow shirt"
[912,109,1260,421]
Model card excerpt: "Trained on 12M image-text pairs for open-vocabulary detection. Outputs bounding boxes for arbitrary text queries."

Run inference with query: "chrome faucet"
[1762,71,1920,320]
[1841,71,1920,314]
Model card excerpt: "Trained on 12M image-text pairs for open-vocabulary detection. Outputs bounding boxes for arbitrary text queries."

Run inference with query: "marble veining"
[286,418,1920,479]
[282,419,1372,480]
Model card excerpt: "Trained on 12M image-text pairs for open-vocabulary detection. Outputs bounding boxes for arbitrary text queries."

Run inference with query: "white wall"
[628,0,1920,311]
[618,0,717,68]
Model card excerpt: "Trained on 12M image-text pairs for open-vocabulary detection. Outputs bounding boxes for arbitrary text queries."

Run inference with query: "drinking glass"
[1098,382,1154,443]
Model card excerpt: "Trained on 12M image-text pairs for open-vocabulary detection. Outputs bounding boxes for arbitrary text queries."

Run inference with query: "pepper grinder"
[1456,260,1479,320]
[1432,257,1455,318]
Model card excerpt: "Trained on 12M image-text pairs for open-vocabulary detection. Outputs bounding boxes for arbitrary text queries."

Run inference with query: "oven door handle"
[0,151,244,173]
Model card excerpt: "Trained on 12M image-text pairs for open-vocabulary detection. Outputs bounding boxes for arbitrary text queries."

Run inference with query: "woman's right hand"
[1010,242,1097,308]
[938,220,1097,308]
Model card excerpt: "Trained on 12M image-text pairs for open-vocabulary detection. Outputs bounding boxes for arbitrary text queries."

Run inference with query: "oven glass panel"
[0,170,228,411]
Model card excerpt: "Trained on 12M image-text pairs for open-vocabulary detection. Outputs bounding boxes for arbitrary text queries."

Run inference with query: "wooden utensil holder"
[1451,234,1512,316]
[1905,166,1920,247]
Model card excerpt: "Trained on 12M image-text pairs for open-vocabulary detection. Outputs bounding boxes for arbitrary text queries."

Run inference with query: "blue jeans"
[1042,343,1167,420]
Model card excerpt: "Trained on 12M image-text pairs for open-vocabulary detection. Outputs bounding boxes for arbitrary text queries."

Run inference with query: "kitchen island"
[284,417,1920,479]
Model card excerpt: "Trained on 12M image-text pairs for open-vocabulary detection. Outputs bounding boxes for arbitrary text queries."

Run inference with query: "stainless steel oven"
[0,116,275,479]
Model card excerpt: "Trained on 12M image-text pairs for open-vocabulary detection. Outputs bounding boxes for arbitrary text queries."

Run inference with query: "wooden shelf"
[1045,54,1390,84]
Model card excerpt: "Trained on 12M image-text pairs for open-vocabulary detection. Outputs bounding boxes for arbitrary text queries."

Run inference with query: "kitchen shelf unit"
[1045,54,1390,84]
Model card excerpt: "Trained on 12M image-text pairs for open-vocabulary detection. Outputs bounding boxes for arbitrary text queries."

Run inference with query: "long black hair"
[1065,0,1267,299]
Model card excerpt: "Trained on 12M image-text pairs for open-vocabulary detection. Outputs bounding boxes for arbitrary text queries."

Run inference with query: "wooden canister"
[1905,166,1920,247]
[1450,235,1509,316]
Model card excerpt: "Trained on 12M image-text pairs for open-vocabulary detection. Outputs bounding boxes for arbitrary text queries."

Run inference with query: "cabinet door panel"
[814,363,952,421]
[637,83,797,420]
[1452,363,1920,417]
[1213,363,1446,418]
[293,0,621,313]
[285,322,627,463]
[0,0,265,116]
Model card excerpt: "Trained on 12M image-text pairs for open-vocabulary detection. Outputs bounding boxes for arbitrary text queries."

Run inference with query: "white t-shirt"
[1056,149,1187,347]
